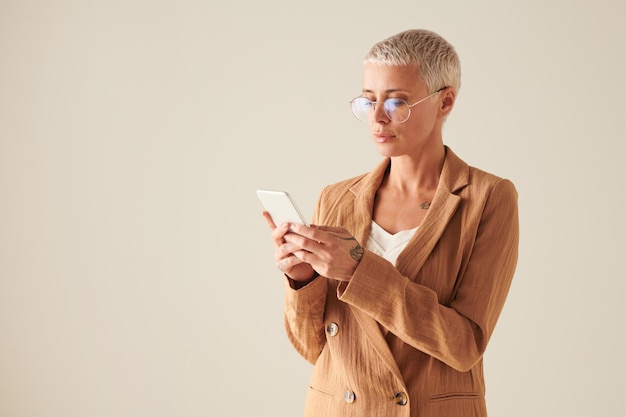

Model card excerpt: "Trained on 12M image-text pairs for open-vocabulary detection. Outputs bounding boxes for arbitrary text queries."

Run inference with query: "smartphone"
[256,189,309,226]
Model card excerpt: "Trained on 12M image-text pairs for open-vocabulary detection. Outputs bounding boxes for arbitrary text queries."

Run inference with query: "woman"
[263,29,518,417]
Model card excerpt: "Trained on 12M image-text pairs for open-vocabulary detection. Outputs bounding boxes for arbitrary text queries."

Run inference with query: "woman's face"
[361,63,444,158]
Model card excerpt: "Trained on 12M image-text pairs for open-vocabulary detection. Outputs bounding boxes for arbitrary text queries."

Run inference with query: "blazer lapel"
[396,147,469,278]
[394,190,460,278]
[349,158,389,246]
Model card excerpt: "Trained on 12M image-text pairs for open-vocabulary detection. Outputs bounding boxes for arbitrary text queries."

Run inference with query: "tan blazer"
[284,147,519,417]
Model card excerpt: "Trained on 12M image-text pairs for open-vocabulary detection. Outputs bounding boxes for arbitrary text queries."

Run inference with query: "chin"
[374,143,404,158]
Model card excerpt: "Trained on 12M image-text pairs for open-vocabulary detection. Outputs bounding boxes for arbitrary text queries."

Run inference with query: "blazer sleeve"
[282,195,328,365]
[337,178,519,372]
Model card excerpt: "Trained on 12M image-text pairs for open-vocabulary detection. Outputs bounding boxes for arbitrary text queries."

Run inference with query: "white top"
[366,221,419,266]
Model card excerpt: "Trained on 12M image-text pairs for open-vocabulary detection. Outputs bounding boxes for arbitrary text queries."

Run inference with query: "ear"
[439,87,456,117]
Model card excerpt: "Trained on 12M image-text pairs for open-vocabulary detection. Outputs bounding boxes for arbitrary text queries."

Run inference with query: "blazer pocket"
[430,392,484,402]
[308,385,335,400]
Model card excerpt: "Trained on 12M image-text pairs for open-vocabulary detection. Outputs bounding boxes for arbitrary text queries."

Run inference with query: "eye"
[355,97,374,110]
[384,98,405,112]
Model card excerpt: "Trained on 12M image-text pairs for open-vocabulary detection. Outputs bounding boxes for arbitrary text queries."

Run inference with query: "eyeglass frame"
[349,86,448,123]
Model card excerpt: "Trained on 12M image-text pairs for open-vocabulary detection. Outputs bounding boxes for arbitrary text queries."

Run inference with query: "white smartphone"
[256,189,309,226]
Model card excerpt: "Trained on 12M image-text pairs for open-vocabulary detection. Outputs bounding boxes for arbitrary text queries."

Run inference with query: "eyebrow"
[361,88,409,94]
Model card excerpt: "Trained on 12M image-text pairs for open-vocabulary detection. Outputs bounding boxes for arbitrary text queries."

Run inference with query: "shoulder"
[443,147,517,200]
[315,173,367,222]
[467,165,517,196]
[319,173,367,200]
[468,165,508,187]
[318,157,389,201]
[462,165,518,218]
[312,161,386,226]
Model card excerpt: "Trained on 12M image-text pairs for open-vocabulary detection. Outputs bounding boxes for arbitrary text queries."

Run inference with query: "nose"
[372,101,390,123]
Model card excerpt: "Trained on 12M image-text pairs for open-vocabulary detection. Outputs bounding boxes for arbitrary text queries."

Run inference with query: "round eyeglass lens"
[350,97,373,121]
[383,99,410,123]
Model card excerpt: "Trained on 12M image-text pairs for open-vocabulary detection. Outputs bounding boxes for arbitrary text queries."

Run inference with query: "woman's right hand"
[262,211,318,283]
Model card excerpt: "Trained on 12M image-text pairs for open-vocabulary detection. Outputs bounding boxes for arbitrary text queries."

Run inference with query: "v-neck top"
[366,221,419,266]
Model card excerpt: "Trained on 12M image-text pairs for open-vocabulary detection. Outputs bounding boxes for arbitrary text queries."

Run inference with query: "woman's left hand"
[283,223,364,282]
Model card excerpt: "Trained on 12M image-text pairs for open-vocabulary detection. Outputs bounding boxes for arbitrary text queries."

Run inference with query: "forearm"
[336,251,485,371]
[338,244,516,372]
[283,275,328,364]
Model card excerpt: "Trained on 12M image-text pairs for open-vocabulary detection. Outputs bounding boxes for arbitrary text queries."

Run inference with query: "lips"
[374,132,395,143]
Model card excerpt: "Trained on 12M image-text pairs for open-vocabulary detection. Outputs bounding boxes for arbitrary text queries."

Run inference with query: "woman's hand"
[283,223,363,282]
[262,211,317,283]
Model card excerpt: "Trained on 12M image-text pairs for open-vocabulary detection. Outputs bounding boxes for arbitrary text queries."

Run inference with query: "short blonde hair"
[364,29,461,93]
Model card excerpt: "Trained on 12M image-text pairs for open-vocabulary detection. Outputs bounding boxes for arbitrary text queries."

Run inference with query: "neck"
[386,144,445,195]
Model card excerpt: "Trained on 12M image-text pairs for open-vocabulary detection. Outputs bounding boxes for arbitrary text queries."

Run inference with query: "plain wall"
[1,1,625,416]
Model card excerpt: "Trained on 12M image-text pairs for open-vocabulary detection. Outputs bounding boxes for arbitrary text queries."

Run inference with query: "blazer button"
[326,322,339,337]
[394,391,408,406]
[344,389,356,404]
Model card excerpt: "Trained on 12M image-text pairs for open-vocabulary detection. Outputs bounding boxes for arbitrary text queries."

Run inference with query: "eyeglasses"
[349,87,447,123]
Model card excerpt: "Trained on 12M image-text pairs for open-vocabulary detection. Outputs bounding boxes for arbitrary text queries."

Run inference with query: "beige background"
[1,1,625,416]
